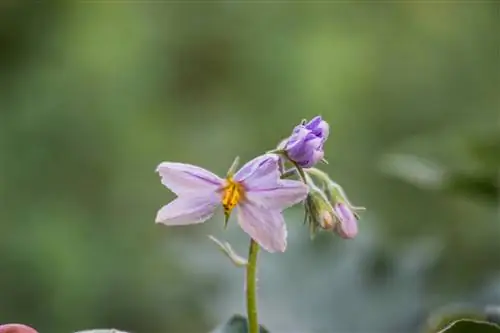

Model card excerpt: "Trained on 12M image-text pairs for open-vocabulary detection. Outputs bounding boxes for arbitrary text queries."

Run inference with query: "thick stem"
[246,238,260,333]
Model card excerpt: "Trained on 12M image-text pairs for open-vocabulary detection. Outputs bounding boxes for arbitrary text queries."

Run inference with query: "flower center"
[222,177,244,216]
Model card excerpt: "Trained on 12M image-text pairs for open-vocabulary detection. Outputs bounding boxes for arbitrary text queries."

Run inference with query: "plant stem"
[290,160,307,184]
[246,238,260,333]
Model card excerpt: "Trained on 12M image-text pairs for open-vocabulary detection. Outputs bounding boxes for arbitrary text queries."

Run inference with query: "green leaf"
[437,319,500,333]
[211,314,270,333]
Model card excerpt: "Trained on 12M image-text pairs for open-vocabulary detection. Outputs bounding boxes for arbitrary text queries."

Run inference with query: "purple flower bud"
[284,116,329,168]
[0,324,38,333]
[333,202,358,239]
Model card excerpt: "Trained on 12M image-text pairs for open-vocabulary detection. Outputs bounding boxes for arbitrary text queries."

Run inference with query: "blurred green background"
[0,2,498,333]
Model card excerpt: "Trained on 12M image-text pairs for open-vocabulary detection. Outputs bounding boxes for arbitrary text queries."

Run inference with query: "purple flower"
[333,202,358,239]
[283,116,329,168]
[0,324,38,333]
[155,154,308,252]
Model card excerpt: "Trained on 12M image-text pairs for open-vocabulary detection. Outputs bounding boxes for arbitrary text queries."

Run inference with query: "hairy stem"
[246,238,260,333]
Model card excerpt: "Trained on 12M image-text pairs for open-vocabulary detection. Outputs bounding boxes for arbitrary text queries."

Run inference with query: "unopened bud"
[304,180,337,237]
[333,202,358,239]
[319,210,335,230]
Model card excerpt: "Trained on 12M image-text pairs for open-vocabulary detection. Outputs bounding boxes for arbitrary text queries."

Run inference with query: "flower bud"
[304,181,337,237]
[333,202,358,239]
[282,116,329,168]
[303,167,365,239]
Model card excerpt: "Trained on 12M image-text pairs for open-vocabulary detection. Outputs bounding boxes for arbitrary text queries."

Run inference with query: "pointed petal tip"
[155,161,170,172]
[155,211,169,224]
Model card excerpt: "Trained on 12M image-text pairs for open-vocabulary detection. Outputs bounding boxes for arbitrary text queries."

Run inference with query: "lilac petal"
[156,194,220,225]
[288,136,322,166]
[156,162,223,195]
[233,154,280,189]
[300,149,324,168]
[245,179,308,210]
[285,127,309,152]
[237,202,287,253]
[317,120,329,141]
[305,116,322,129]
[305,116,329,141]
[334,203,358,239]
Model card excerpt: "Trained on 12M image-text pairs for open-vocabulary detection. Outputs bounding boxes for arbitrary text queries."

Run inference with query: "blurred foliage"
[422,304,500,333]
[211,315,270,333]
[0,2,498,333]
[435,320,500,333]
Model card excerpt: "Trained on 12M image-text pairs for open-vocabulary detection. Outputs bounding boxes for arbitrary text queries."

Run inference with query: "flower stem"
[246,238,260,333]
[290,160,307,184]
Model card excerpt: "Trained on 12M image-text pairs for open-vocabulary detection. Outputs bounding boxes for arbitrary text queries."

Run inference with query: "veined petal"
[237,202,287,253]
[245,179,308,210]
[233,154,280,190]
[156,162,223,195]
[155,194,220,225]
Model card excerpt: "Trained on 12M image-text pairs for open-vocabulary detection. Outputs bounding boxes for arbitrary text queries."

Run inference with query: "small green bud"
[304,180,337,238]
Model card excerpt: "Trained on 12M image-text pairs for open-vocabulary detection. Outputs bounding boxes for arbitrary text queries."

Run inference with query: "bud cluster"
[304,168,364,239]
[275,116,365,239]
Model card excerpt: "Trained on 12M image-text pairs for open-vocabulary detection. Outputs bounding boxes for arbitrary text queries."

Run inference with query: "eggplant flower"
[155,154,308,252]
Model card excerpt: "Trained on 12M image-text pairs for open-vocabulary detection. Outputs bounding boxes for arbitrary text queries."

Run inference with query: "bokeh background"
[1,2,498,333]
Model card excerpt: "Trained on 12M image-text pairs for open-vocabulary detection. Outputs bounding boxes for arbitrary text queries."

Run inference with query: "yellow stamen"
[222,177,244,218]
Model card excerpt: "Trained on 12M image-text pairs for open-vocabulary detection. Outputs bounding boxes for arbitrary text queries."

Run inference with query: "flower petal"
[237,202,287,252]
[300,148,324,168]
[156,162,223,195]
[285,127,309,153]
[316,121,329,141]
[334,203,358,239]
[305,116,329,140]
[245,179,308,210]
[156,194,220,225]
[233,154,280,190]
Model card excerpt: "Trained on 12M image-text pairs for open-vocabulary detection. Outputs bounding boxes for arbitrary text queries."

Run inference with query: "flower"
[0,324,38,333]
[282,116,329,168]
[333,202,358,239]
[155,154,308,252]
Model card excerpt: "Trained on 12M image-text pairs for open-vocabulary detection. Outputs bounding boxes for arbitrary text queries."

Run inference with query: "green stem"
[246,238,260,333]
[290,160,307,184]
